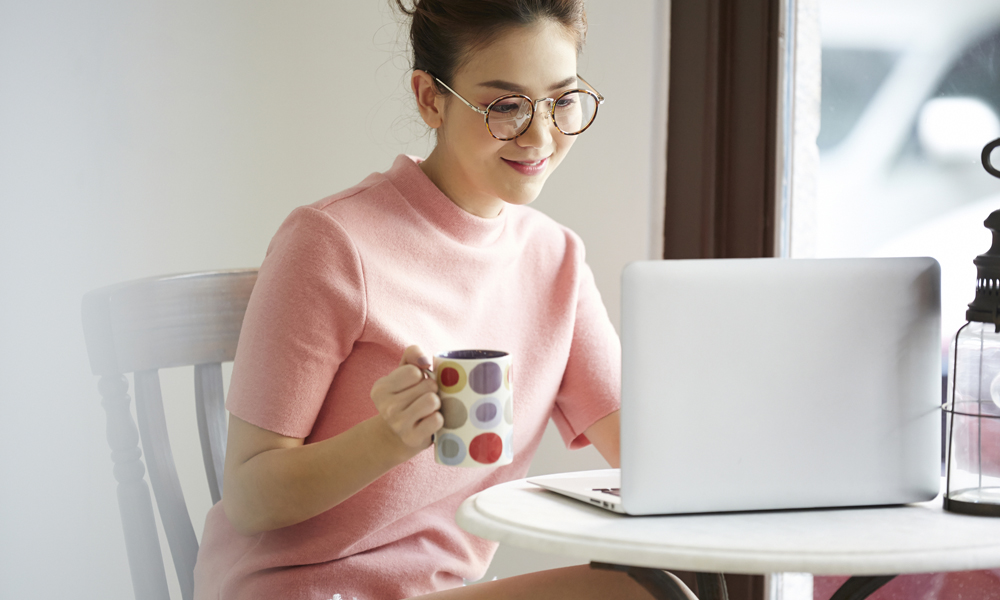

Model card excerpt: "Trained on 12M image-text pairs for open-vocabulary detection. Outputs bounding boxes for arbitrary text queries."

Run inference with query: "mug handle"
[984,137,1000,179]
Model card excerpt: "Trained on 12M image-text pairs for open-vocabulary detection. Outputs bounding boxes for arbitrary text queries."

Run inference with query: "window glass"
[807,0,1000,351]
[818,48,897,151]
[936,28,1000,109]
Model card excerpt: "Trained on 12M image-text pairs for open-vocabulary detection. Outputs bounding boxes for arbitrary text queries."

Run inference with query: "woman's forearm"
[222,415,418,536]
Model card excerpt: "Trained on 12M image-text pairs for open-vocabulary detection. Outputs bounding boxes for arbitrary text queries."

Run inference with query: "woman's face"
[422,20,581,217]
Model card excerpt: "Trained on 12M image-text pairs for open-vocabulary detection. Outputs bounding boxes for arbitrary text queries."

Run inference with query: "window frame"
[662,0,783,260]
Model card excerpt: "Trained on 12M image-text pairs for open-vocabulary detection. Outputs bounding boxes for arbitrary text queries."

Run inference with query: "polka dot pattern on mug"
[469,432,503,464]
[470,397,502,430]
[440,396,468,429]
[437,361,467,394]
[436,433,467,466]
[469,362,502,395]
[433,351,512,468]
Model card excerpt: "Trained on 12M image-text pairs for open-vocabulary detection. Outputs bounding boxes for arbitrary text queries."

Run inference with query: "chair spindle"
[195,362,227,505]
[134,370,198,600]
[98,374,171,600]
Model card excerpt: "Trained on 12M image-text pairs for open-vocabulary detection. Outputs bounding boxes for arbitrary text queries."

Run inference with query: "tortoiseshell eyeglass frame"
[430,73,605,141]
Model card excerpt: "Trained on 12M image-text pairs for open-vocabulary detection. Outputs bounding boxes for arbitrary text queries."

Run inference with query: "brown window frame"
[663,0,782,261]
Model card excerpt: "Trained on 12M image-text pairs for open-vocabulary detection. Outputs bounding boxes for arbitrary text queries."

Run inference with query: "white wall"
[0,1,664,597]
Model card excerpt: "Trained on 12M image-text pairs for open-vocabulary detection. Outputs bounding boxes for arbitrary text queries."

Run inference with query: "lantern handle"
[984,138,1000,179]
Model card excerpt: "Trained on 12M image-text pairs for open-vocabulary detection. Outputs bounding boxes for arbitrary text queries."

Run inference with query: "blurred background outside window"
[798,0,1000,357]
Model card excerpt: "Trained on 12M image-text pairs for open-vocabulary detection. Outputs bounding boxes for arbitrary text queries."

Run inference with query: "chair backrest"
[82,269,257,600]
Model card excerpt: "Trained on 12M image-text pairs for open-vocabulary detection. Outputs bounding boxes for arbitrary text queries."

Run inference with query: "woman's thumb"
[400,344,432,369]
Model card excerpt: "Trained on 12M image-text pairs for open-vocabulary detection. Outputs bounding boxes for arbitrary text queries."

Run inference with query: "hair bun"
[391,0,587,87]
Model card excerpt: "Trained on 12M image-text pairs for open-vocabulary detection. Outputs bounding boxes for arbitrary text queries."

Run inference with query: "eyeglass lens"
[487,91,598,140]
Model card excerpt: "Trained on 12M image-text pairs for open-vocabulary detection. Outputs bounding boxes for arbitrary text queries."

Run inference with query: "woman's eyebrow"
[477,76,578,94]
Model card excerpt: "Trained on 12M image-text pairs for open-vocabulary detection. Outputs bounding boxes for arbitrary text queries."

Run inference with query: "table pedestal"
[594,564,893,600]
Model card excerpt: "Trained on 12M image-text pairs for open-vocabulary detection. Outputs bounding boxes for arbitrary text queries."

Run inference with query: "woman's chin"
[499,179,549,206]
[501,191,541,207]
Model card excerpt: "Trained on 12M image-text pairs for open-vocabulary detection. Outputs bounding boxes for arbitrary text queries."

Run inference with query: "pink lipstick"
[502,157,549,176]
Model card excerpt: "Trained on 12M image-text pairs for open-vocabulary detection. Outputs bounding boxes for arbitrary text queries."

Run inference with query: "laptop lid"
[619,258,941,515]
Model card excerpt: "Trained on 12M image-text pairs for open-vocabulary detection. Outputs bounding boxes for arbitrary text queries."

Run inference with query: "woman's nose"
[517,106,555,149]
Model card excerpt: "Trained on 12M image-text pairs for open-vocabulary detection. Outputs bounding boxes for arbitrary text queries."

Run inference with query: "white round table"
[455,471,1000,599]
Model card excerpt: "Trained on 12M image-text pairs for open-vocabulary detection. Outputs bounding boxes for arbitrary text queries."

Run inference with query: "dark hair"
[393,0,587,89]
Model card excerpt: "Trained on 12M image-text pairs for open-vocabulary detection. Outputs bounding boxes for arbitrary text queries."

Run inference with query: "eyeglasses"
[432,74,605,141]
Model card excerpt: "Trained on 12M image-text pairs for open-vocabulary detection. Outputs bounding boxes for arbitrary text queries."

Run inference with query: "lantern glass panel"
[946,322,1000,507]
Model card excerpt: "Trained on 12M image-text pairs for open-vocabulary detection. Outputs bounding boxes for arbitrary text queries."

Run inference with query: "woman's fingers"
[399,344,432,369]
[371,369,441,447]
[384,391,441,447]
[372,362,436,401]
[399,392,443,445]
[370,345,442,449]
[400,390,441,423]
[413,409,444,443]
[378,384,434,421]
[378,364,427,394]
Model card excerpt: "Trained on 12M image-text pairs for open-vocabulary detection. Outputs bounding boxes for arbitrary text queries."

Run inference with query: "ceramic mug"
[432,350,513,467]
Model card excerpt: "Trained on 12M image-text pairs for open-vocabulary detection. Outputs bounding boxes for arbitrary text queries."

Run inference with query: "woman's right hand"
[369,345,444,451]
[223,345,443,534]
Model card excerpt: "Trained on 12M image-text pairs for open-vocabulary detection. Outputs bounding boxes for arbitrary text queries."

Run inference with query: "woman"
[194,1,689,598]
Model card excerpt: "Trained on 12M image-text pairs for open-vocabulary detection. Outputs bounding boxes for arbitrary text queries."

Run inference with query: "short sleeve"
[226,206,366,438]
[550,250,622,450]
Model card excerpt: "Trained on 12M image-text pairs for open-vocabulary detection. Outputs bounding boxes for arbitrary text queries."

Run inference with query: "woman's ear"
[412,70,444,130]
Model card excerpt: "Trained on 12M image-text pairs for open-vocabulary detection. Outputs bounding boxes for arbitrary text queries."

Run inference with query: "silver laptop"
[530,258,942,515]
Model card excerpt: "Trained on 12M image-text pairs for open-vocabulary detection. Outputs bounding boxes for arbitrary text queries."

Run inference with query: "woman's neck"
[419,150,505,219]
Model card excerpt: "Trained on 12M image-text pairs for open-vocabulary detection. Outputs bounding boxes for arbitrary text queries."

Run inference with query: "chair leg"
[828,576,895,600]
[590,563,696,600]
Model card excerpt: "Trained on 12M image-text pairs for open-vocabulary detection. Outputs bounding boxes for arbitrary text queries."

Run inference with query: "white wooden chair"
[82,270,257,600]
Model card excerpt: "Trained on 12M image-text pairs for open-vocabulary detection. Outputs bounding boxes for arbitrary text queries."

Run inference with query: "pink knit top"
[193,155,621,600]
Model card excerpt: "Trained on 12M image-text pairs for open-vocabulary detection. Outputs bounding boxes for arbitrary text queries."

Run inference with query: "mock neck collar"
[384,155,508,247]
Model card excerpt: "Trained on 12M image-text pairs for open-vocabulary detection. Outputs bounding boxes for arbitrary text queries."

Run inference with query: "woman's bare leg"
[411,565,699,600]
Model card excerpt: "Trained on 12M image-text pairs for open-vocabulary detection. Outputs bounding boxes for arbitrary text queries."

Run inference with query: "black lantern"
[943,137,1000,516]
